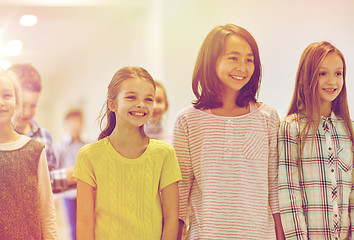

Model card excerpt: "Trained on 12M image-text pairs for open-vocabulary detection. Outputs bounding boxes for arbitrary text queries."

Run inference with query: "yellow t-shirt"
[74,138,182,240]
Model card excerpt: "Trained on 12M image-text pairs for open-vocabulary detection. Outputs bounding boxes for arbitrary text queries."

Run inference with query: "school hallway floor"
[54,194,71,240]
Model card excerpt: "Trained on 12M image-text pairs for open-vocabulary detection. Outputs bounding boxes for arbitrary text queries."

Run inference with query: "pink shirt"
[173,103,280,239]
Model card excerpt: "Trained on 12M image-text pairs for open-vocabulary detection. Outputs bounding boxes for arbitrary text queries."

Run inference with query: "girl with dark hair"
[74,66,181,240]
[173,24,284,239]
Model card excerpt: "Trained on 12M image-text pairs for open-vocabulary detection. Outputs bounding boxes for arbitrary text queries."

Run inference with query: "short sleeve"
[159,144,182,191]
[73,147,97,188]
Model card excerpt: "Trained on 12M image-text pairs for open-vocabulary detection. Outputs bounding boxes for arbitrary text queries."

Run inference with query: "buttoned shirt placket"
[323,118,339,240]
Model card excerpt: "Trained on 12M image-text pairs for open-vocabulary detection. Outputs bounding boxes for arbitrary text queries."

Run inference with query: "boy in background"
[9,63,76,192]
[55,108,87,240]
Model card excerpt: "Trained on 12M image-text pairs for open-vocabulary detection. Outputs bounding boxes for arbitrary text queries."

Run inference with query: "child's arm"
[172,113,194,236]
[77,179,95,240]
[37,150,58,239]
[177,219,185,240]
[161,182,179,240]
[266,110,285,239]
[278,119,308,239]
[273,213,285,240]
[350,163,354,238]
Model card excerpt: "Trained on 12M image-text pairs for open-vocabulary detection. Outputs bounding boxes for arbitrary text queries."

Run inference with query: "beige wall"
[1,0,353,141]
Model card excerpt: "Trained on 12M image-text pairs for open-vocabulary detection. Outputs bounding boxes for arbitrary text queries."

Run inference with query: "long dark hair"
[98,66,156,140]
[192,24,261,109]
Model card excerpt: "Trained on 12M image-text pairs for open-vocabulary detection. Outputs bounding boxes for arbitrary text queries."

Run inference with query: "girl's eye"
[319,72,326,76]
[336,72,343,76]
[145,98,154,102]
[246,58,254,63]
[3,94,12,99]
[126,96,136,100]
[229,57,237,61]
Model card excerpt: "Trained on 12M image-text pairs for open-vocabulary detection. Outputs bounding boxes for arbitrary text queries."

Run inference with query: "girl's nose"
[235,61,246,72]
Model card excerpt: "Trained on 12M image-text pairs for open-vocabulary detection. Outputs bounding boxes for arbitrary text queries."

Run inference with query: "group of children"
[0,23,353,240]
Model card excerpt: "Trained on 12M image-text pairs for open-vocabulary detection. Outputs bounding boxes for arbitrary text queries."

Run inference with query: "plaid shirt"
[278,113,353,240]
[26,120,57,171]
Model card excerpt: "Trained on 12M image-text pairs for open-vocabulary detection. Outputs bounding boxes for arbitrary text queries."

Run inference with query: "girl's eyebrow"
[125,91,154,97]
[319,66,343,70]
[226,51,254,57]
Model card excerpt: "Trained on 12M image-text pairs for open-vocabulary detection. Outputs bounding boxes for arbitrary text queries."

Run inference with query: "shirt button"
[331,169,334,172]
[334,214,338,217]
[328,147,332,151]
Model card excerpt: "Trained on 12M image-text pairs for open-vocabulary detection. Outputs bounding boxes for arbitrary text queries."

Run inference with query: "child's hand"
[66,166,77,186]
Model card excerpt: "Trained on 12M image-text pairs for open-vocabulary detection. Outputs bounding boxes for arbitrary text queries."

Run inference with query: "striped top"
[172,103,280,239]
[278,113,353,240]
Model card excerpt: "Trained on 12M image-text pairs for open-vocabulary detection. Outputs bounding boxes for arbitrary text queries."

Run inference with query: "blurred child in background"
[144,80,172,143]
[55,108,88,240]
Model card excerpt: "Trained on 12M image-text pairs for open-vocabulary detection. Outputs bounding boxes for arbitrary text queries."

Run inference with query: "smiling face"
[216,34,255,97]
[317,52,344,114]
[0,77,18,126]
[109,77,155,128]
[151,85,168,122]
[12,89,40,131]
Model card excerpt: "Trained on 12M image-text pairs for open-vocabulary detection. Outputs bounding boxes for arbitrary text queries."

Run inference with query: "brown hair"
[288,41,353,152]
[8,64,42,92]
[98,66,156,140]
[192,24,261,109]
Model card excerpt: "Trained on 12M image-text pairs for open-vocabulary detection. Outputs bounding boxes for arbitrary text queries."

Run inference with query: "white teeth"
[230,75,244,80]
[130,112,145,116]
[323,88,336,92]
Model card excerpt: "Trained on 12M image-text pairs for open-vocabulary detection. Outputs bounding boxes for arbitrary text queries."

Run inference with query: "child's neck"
[0,124,21,143]
[14,123,31,135]
[211,92,250,117]
[319,102,332,118]
[108,126,149,159]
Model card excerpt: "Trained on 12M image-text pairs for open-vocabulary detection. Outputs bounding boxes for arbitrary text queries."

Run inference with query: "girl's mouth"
[130,111,146,116]
[230,75,245,80]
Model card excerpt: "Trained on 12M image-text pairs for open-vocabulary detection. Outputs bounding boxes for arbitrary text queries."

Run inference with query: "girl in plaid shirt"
[278,41,354,239]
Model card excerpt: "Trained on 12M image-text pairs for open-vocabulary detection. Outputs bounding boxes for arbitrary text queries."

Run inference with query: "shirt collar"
[321,112,339,127]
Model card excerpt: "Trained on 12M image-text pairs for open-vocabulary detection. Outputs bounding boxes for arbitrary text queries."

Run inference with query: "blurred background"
[1,0,353,142]
[1,0,354,239]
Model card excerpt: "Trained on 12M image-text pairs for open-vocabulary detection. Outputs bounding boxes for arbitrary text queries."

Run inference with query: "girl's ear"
[108,99,118,112]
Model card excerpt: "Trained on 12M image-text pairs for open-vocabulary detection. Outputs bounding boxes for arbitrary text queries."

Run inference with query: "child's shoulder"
[177,105,205,118]
[256,102,279,121]
[78,137,108,155]
[149,139,175,154]
[279,113,304,135]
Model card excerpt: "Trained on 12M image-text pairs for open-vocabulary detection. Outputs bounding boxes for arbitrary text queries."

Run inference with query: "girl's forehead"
[119,77,155,93]
[0,77,15,91]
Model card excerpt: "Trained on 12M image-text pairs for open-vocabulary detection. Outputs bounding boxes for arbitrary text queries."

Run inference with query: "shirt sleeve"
[73,147,97,188]
[267,109,280,214]
[49,168,68,193]
[38,149,58,239]
[43,130,58,171]
[172,113,194,222]
[278,119,308,239]
[350,122,354,238]
[159,144,182,190]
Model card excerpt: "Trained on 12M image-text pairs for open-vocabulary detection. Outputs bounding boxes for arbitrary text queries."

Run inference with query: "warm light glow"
[0,60,11,70]
[5,40,23,56]
[19,14,38,26]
